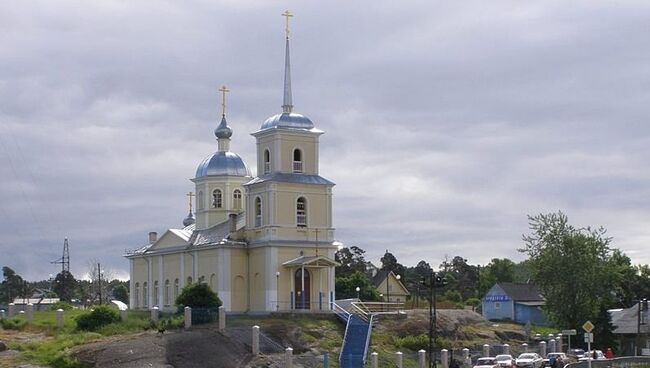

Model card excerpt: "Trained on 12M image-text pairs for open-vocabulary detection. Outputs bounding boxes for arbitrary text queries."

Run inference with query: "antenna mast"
[51,238,70,273]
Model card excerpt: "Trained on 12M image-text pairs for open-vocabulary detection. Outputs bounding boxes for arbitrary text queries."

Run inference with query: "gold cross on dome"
[186,191,195,211]
[282,10,293,39]
[219,85,230,116]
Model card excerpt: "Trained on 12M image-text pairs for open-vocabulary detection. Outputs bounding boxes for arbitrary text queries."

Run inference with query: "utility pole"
[51,238,70,300]
[98,263,102,305]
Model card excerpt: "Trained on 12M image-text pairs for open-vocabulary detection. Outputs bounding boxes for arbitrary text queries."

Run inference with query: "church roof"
[246,172,334,186]
[195,151,251,178]
[189,214,246,247]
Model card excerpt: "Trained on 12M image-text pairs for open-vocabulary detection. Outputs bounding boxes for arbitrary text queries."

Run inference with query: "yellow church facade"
[125,15,339,313]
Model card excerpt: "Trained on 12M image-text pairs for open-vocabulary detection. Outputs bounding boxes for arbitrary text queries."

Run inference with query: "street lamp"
[276,271,280,311]
[422,271,447,368]
[356,286,360,300]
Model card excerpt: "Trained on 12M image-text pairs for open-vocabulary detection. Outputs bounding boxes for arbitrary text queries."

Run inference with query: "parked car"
[496,354,516,368]
[579,350,606,361]
[543,352,567,367]
[475,357,499,368]
[515,353,543,368]
[567,349,586,360]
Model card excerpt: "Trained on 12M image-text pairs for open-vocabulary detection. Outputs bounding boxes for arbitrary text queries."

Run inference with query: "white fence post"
[396,351,403,368]
[151,306,159,322]
[8,303,15,317]
[371,352,378,368]
[503,344,510,355]
[184,306,192,329]
[26,303,34,324]
[218,306,225,331]
[483,344,490,357]
[463,348,471,368]
[540,341,547,356]
[0,309,5,319]
[285,347,293,368]
[523,343,528,353]
[252,326,260,355]
[549,339,556,353]
[441,349,449,368]
[120,309,127,321]
[419,349,426,368]
[56,309,64,328]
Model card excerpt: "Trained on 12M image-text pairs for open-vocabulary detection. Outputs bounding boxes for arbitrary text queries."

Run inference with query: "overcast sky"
[1,1,650,281]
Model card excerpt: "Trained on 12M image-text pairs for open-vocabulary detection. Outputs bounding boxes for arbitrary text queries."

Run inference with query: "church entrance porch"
[282,255,339,312]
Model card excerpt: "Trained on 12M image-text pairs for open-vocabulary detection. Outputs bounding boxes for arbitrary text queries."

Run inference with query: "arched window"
[255,197,262,227]
[293,149,303,173]
[264,149,271,174]
[134,282,140,308]
[233,189,242,210]
[210,273,216,291]
[197,191,204,210]
[153,281,159,307]
[164,280,170,306]
[297,197,307,227]
[143,282,149,308]
[174,279,179,301]
[212,189,223,208]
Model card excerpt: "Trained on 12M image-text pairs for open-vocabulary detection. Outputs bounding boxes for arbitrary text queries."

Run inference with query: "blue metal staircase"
[340,314,373,368]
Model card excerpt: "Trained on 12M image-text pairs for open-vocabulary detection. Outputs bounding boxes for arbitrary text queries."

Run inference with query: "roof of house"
[497,282,544,302]
[371,270,409,295]
[610,303,650,334]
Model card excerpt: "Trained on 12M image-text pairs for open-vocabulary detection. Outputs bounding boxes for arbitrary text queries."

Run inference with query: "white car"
[496,354,515,368]
[474,357,499,368]
[515,353,543,368]
[579,350,606,361]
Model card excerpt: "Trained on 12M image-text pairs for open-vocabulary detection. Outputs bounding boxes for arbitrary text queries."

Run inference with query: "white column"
[371,352,378,368]
[8,303,15,317]
[180,252,185,289]
[0,310,5,319]
[503,344,510,355]
[396,351,403,368]
[151,307,159,322]
[441,349,449,368]
[463,348,471,368]
[522,343,528,353]
[285,347,293,368]
[129,259,135,308]
[158,255,164,308]
[147,257,153,309]
[192,251,198,281]
[184,306,192,329]
[26,303,33,324]
[418,350,426,368]
[539,341,547,356]
[218,306,226,331]
[483,344,490,357]
[55,309,64,328]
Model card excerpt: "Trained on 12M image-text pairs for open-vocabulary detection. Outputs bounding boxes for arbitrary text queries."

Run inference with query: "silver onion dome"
[183,210,195,227]
[214,115,233,139]
[260,112,314,131]
[195,151,251,178]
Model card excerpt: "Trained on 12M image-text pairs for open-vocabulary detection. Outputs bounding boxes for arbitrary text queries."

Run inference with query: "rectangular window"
[293,161,303,173]
[495,302,501,309]
[297,201,306,227]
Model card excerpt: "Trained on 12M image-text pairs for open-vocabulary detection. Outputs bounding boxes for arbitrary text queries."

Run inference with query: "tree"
[112,284,129,304]
[479,258,516,297]
[438,256,479,300]
[53,270,77,302]
[380,250,405,277]
[335,271,380,301]
[0,266,25,304]
[176,282,222,311]
[519,211,618,331]
[86,259,114,304]
[335,246,368,278]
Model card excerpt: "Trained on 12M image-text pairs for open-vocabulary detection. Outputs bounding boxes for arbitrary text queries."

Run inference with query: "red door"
[294,269,310,309]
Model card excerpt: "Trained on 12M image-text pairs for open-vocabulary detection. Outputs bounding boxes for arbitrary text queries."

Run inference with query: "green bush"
[75,306,119,331]
[393,334,429,351]
[175,283,222,311]
[1,317,27,330]
[49,301,74,311]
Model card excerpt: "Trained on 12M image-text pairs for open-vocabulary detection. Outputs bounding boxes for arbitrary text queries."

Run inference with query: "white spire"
[281,10,294,114]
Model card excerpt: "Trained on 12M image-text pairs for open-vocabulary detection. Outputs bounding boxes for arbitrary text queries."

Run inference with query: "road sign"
[584,333,594,343]
[562,329,577,335]
[582,321,595,333]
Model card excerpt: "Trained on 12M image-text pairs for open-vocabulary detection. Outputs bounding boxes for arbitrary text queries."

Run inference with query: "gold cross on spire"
[219,85,230,117]
[186,191,195,212]
[282,10,293,39]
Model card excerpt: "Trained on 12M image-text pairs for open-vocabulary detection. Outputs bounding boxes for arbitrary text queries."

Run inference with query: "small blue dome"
[183,210,195,227]
[195,151,251,178]
[260,112,314,131]
[214,115,233,139]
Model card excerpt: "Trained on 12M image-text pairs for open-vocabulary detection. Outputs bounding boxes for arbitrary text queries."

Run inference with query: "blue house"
[482,282,549,326]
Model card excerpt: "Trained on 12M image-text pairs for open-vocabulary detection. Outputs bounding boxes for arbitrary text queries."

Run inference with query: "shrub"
[1,317,27,330]
[175,283,222,311]
[393,334,429,351]
[49,301,74,311]
[75,306,119,331]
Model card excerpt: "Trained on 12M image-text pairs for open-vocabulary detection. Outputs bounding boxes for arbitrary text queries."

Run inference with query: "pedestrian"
[605,348,614,359]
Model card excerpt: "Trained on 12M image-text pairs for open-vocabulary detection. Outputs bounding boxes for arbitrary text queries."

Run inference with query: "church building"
[125,13,339,312]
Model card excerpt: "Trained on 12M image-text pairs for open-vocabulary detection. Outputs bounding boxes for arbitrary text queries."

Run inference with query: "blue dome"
[195,151,251,178]
[260,112,314,131]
